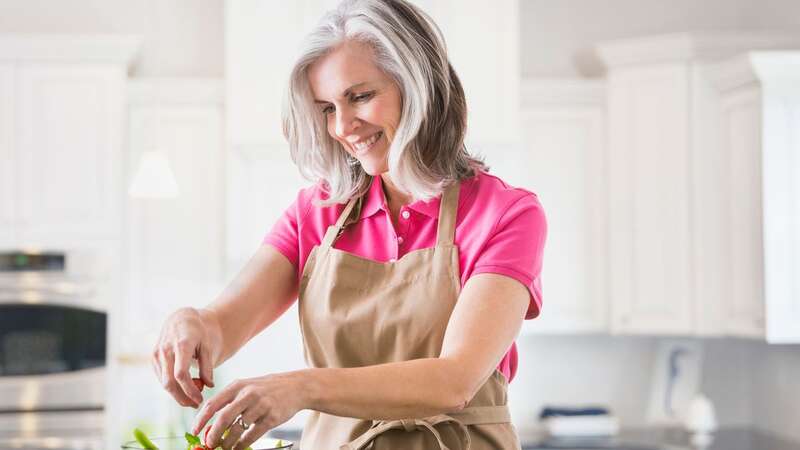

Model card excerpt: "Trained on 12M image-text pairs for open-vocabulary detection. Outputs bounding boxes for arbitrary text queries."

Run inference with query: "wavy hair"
[282,0,488,206]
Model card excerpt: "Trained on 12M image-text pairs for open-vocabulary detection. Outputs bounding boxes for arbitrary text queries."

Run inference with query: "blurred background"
[0,1,799,449]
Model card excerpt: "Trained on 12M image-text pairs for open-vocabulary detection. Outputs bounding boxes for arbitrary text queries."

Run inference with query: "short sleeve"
[262,194,305,269]
[471,192,547,319]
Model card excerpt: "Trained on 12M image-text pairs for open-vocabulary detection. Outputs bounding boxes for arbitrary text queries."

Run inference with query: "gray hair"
[282,0,488,206]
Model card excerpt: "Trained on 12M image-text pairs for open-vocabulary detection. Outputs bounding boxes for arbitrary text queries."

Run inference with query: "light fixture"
[128,149,179,198]
[127,0,180,199]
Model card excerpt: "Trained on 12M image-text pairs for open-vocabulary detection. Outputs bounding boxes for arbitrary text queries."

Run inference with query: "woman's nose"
[334,108,360,138]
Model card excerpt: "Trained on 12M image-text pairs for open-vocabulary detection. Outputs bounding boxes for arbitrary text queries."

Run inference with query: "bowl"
[121,436,293,450]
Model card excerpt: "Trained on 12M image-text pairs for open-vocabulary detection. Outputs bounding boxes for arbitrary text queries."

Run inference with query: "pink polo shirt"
[263,169,546,383]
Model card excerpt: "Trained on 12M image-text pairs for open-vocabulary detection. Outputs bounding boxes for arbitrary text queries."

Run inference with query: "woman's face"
[308,40,402,175]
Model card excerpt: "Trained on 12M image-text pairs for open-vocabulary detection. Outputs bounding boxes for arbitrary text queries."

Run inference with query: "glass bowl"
[121,436,293,450]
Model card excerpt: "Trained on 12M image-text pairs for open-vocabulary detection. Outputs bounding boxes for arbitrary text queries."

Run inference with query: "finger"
[159,349,197,407]
[204,390,252,449]
[173,342,202,405]
[192,380,241,435]
[198,343,215,388]
[221,410,259,450]
[232,417,272,450]
[151,349,162,383]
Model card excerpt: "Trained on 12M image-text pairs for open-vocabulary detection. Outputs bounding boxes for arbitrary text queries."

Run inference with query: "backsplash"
[751,342,800,441]
[510,335,759,432]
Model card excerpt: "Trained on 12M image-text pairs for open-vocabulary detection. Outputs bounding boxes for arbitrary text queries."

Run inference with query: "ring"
[236,415,251,430]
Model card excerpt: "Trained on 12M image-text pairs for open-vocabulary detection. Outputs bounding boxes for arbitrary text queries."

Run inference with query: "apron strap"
[321,194,362,249]
[339,404,509,450]
[436,180,461,247]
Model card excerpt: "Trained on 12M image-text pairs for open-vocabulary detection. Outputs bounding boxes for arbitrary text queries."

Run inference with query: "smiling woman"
[153,1,546,450]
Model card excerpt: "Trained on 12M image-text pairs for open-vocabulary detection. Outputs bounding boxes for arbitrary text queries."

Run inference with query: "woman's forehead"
[308,41,386,100]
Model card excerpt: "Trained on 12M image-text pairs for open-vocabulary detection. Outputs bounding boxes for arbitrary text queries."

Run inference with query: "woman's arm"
[205,244,299,367]
[298,273,530,419]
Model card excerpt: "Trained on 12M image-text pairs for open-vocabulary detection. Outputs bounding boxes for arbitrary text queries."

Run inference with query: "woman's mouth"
[352,131,383,156]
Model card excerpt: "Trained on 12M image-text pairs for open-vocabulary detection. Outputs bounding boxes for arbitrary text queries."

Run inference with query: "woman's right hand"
[152,307,221,408]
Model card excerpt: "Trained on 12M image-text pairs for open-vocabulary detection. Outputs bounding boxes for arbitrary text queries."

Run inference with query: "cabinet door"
[124,103,226,355]
[607,64,694,334]
[507,97,607,334]
[16,63,125,245]
[721,88,766,338]
[0,64,15,248]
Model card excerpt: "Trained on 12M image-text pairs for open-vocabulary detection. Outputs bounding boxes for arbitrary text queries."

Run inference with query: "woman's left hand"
[192,372,305,450]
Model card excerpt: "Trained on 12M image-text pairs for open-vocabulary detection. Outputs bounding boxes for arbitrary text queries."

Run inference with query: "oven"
[0,250,107,449]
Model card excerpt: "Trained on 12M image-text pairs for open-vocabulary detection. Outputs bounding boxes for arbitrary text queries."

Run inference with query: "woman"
[152,0,546,449]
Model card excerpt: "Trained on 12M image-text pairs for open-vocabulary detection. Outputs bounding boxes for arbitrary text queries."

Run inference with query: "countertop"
[520,426,800,450]
[269,426,800,450]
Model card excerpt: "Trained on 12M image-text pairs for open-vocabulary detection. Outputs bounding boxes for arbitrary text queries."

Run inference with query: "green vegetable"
[184,432,201,450]
[133,428,159,450]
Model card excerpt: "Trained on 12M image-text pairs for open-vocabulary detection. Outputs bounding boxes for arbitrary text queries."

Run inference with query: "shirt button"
[401,210,410,220]
[397,236,404,245]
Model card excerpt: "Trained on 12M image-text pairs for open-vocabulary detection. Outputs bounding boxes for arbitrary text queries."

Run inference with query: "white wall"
[0,0,223,77]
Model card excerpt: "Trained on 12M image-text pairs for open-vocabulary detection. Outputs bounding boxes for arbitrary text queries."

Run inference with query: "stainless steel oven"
[0,250,107,449]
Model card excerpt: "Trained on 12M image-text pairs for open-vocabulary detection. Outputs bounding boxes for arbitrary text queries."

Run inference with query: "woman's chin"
[357,156,389,176]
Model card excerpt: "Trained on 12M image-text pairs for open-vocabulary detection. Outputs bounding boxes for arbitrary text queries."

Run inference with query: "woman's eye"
[321,105,334,115]
[353,92,373,102]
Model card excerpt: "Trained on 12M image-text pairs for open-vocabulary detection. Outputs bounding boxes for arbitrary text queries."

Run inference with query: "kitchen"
[0,0,799,449]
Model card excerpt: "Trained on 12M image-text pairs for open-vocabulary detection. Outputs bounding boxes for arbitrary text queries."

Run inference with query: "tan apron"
[297,178,521,450]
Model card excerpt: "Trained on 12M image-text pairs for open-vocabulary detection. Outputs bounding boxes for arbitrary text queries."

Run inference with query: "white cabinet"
[605,62,695,335]
[16,64,126,244]
[120,79,226,356]
[507,80,608,335]
[707,52,800,343]
[0,36,140,248]
[596,32,800,337]
[0,63,15,248]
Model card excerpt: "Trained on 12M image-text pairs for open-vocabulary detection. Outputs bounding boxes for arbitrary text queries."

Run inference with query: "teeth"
[353,132,381,152]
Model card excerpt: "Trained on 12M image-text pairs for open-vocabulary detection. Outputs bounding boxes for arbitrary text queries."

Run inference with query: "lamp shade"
[128,150,180,199]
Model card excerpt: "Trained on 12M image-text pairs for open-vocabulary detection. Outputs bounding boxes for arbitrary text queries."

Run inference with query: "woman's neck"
[379,173,412,210]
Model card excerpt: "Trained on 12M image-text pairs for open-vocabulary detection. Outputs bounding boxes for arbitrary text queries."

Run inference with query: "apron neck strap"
[436,180,460,247]
[321,178,461,249]
[321,194,362,249]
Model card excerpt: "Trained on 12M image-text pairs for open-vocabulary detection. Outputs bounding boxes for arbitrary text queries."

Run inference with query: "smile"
[352,131,383,156]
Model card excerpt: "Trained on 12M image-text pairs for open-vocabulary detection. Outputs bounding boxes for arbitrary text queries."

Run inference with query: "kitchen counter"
[521,426,800,450]
[270,426,800,450]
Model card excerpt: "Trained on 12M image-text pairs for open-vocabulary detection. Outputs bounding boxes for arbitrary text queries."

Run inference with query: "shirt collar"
[359,173,478,220]
[358,175,388,220]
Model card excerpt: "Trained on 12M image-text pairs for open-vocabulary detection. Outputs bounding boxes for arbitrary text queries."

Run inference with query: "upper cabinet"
[595,33,800,339]
[0,36,140,248]
[519,34,800,342]
[0,63,15,248]
[513,80,608,335]
[706,52,800,343]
